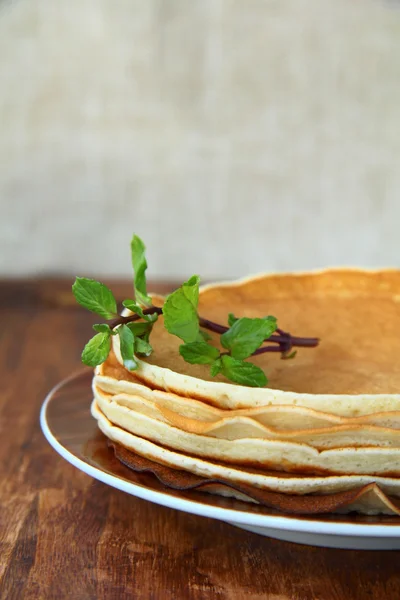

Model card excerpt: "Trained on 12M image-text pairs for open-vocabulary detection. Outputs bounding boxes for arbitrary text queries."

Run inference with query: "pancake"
[96,354,400,431]
[110,442,400,517]
[91,400,400,515]
[91,269,400,515]
[92,385,400,448]
[111,269,400,412]
[94,388,400,476]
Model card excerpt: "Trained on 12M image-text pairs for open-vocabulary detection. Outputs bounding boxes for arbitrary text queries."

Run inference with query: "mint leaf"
[282,350,297,360]
[220,355,267,387]
[93,323,118,336]
[122,299,158,322]
[220,317,277,360]
[81,332,111,367]
[117,324,137,371]
[228,313,276,327]
[93,323,110,333]
[126,321,153,338]
[181,275,200,307]
[92,323,117,336]
[131,235,151,306]
[163,275,200,343]
[199,329,212,342]
[210,358,222,377]
[265,315,277,323]
[72,277,117,319]
[134,337,153,357]
[228,313,238,327]
[179,342,220,365]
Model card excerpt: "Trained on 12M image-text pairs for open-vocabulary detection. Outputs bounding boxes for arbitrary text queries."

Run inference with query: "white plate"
[40,371,400,550]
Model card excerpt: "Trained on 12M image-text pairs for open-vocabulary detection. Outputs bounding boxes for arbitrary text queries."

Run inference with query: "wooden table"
[1,278,400,600]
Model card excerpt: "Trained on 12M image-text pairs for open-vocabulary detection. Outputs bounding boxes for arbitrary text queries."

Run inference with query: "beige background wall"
[1,0,399,279]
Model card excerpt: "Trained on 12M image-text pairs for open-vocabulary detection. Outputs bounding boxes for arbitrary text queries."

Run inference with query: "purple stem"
[199,318,318,348]
[251,345,286,355]
[108,305,162,329]
[109,306,319,353]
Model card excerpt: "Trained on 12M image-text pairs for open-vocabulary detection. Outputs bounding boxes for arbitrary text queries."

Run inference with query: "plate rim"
[40,371,400,539]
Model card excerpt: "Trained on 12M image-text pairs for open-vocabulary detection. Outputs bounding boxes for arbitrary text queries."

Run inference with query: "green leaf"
[220,355,267,387]
[81,332,111,367]
[265,315,277,323]
[93,323,111,334]
[134,337,153,357]
[131,235,151,306]
[93,323,118,336]
[220,317,277,360]
[282,350,297,360]
[198,329,212,341]
[210,358,222,377]
[228,313,276,327]
[122,299,158,322]
[181,275,200,306]
[179,342,220,365]
[72,277,117,319]
[126,321,153,338]
[228,313,238,327]
[117,324,137,371]
[163,275,200,343]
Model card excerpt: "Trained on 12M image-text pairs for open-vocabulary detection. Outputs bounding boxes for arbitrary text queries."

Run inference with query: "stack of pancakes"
[91,270,400,515]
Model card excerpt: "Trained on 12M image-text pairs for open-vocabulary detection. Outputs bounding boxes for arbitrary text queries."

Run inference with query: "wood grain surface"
[1,278,400,600]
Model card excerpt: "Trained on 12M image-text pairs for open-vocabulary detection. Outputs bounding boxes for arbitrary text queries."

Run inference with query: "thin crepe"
[93,390,400,476]
[91,400,400,514]
[96,354,400,431]
[110,442,400,517]
[111,269,400,413]
[93,385,400,448]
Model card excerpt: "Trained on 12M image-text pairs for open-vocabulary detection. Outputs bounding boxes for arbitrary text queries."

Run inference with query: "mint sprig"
[81,331,111,367]
[117,324,137,371]
[131,235,151,307]
[134,337,153,356]
[221,316,277,360]
[179,341,220,365]
[93,323,117,335]
[122,299,158,322]
[178,318,275,385]
[72,235,319,387]
[210,358,222,377]
[163,275,200,343]
[72,278,117,319]
[228,313,238,327]
[219,355,267,387]
[126,321,153,339]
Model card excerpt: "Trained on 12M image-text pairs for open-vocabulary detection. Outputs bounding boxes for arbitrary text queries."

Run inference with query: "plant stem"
[198,318,318,348]
[108,305,319,355]
[108,306,162,329]
[251,345,285,355]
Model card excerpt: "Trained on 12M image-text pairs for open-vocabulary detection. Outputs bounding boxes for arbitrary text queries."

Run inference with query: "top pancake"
[112,269,400,410]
